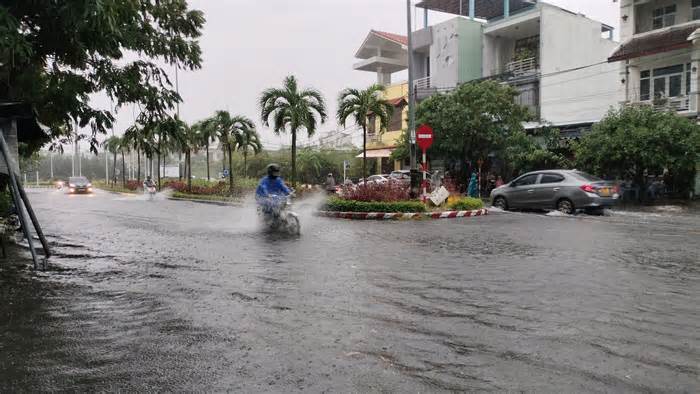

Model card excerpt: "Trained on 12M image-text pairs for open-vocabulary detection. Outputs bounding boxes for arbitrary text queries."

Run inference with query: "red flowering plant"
[339,181,410,202]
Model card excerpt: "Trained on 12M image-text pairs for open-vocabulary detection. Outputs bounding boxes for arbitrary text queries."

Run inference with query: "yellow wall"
[367,82,408,151]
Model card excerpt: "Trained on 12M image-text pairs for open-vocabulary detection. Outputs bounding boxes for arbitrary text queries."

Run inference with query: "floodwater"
[1,189,699,392]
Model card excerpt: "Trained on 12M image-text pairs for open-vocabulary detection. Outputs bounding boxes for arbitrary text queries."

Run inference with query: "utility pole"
[407,0,419,196]
[78,139,82,176]
[50,151,54,179]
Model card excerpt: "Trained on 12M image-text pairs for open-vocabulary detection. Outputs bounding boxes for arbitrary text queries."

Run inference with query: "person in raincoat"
[467,172,479,198]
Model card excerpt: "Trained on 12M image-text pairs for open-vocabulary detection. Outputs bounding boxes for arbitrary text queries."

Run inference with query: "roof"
[355,148,394,158]
[416,0,536,20]
[387,97,407,106]
[372,30,408,46]
[608,24,700,62]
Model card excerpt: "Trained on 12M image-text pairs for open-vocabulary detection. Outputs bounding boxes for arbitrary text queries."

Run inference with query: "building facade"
[609,0,700,196]
[414,0,620,134]
[353,30,410,174]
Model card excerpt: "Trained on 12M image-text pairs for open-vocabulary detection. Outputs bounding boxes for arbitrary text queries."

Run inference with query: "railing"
[414,76,432,91]
[643,96,691,112]
[506,57,538,76]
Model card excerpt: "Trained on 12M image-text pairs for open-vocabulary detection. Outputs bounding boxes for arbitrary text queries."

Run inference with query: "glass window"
[641,70,650,78]
[653,65,683,76]
[669,75,682,97]
[540,174,565,184]
[513,174,539,187]
[653,5,676,29]
[694,0,700,20]
[640,78,650,101]
[653,77,666,98]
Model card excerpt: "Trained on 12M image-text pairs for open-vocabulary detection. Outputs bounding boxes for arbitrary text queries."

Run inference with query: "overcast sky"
[102,0,619,150]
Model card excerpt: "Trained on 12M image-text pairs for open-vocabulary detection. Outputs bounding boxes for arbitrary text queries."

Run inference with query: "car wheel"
[557,199,575,215]
[493,196,508,211]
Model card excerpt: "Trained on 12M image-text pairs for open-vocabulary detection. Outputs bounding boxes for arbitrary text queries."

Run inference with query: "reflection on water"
[1,190,699,392]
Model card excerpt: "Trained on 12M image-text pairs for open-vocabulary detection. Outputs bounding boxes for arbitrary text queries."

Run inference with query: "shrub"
[447,197,484,211]
[125,180,141,191]
[339,182,409,202]
[325,197,426,213]
[0,189,12,216]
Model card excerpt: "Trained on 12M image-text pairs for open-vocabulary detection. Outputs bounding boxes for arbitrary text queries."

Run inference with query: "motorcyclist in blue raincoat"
[256,163,291,213]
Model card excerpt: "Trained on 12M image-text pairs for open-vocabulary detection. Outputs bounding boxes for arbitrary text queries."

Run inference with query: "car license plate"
[598,188,611,197]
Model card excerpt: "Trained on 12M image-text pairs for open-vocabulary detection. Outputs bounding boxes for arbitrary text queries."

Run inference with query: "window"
[540,174,565,184]
[640,64,689,101]
[652,5,676,30]
[388,104,404,131]
[694,0,700,20]
[367,114,376,135]
[513,174,539,187]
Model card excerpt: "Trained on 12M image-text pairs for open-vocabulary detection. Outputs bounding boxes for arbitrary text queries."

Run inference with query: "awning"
[416,0,536,20]
[608,24,700,62]
[356,148,394,158]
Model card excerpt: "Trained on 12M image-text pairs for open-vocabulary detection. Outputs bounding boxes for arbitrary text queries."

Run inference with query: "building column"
[377,157,382,175]
[690,45,700,113]
[469,0,475,19]
[627,64,640,102]
[504,0,510,18]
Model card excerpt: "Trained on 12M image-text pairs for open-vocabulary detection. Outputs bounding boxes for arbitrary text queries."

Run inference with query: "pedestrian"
[496,176,504,188]
[325,173,336,194]
[467,172,478,198]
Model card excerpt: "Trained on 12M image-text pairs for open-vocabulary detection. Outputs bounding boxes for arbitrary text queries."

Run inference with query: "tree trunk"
[227,144,234,195]
[121,151,126,187]
[243,150,248,178]
[206,141,210,181]
[362,126,367,185]
[178,152,182,180]
[187,150,192,192]
[112,151,117,186]
[137,149,141,184]
[291,130,297,187]
[222,148,226,174]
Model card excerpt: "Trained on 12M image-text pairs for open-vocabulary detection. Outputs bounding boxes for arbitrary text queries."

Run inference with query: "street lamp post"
[407,0,419,196]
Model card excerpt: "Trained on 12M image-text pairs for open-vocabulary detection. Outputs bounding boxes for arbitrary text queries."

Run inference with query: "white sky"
[98,0,620,150]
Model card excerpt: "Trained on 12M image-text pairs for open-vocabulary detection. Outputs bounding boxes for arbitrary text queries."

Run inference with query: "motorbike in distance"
[144,183,157,200]
[257,193,300,235]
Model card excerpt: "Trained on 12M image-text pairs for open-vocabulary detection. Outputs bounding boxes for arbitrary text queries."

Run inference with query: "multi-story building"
[413,0,619,134]
[609,0,700,195]
[611,0,700,115]
[352,1,621,174]
[353,30,410,174]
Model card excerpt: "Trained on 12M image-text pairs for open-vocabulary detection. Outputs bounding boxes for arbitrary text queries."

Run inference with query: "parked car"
[390,170,411,184]
[490,170,619,214]
[66,176,93,194]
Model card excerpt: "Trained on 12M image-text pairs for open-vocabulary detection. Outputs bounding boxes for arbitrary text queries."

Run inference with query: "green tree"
[503,127,572,178]
[102,136,123,186]
[0,1,205,154]
[236,125,263,178]
[205,111,256,194]
[296,148,324,184]
[198,120,219,181]
[575,106,700,197]
[177,121,201,192]
[260,75,327,187]
[337,84,393,184]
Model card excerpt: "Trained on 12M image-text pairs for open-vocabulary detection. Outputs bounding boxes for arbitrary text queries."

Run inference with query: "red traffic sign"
[416,124,434,151]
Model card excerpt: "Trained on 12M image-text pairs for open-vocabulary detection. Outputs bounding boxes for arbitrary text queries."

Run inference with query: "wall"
[539,5,621,124]
[635,0,694,35]
[367,82,408,150]
[482,35,516,77]
[430,19,461,89]
[457,18,484,83]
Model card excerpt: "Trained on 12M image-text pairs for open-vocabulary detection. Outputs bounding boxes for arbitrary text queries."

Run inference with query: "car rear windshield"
[570,171,602,182]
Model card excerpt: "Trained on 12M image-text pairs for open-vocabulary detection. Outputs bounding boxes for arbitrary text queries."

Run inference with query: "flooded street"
[1,189,699,392]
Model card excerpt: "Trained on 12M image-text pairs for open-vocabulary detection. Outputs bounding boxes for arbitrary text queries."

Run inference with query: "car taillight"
[580,184,596,193]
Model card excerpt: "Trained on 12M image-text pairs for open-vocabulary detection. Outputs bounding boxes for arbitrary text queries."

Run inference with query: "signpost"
[343,160,350,183]
[416,124,434,197]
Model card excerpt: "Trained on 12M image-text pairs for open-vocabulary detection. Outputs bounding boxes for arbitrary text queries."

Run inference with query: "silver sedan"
[490,170,619,214]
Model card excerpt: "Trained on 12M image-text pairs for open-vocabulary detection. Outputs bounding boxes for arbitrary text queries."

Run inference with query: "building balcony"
[628,96,694,114]
[505,57,539,77]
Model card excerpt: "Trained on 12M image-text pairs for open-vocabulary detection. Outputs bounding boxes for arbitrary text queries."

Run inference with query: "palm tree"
[102,136,122,186]
[198,120,218,181]
[123,123,156,185]
[259,75,327,187]
[297,148,323,184]
[178,121,201,192]
[205,111,256,194]
[237,126,263,178]
[337,84,393,184]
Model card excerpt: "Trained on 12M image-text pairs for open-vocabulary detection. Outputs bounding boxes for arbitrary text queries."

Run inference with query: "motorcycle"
[257,194,300,235]
[144,184,157,200]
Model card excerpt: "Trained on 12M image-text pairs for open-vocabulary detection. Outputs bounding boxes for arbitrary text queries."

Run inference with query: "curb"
[316,209,489,220]
[166,196,243,207]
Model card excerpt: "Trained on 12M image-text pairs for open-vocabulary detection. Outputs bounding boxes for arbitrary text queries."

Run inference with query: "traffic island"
[316,208,489,220]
